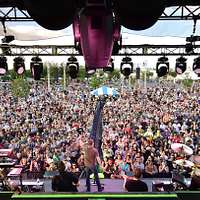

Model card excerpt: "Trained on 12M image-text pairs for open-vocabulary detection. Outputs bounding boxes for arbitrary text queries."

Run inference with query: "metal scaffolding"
[161,6,200,20]
[0,7,32,22]
[119,44,200,56]
[1,44,200,56]
[0,6,200,22]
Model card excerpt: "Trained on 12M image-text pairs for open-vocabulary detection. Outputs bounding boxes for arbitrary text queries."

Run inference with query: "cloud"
[0,24,72,41]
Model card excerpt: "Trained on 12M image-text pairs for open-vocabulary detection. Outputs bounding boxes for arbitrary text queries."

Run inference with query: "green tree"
[8,69,17,80]
[168,70,177,78]
[129,75,136,85]
[182,79,193,88]
[104,69,121,81]
[45,62,62,82]
[8,69,29,80]
[42,62,49,80]
[24,69,32,78]
[59,62,70,88]
[141,70,154,81]
[11,77,30,98]
[0,73,11,81]
[111,69,121,79]
[146,71,154,80]
[89,74,105,89]
[50,63,59,81]
[77,66,86,81]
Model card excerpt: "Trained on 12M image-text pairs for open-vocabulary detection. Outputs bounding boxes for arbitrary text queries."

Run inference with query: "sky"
[0,6,199,79]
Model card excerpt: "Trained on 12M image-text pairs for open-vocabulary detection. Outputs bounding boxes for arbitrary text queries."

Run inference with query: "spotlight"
[193,56,200,76]
[185,43,194,54]
[122,57,132,63]
[121,64,132,77]
[67,57,79,79]
[156,56,169,77]
[104,58,114,72]
[120,57,133,77]
[30,57,43,80]
[175,56,187,75]
[13,57,25,75]
[0,56,8,76]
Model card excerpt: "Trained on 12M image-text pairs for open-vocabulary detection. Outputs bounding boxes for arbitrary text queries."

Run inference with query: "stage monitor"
[0,192,13,200]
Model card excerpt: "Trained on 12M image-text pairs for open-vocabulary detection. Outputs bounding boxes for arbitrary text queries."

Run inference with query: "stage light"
[193,56,200,76]
[0,56,8,76]
[185,43,194,54]
[68,63,79,78]
[156,56,169,77]
[67,57,79,79]
[121,64,132,77]
[175,56,187,75]
[30,56,43,80]
[122,57,132,63]
[104,58,114,72]
[13,57,25,75]
[120,57,133,77]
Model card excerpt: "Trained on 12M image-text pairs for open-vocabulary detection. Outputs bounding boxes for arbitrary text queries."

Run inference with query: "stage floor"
[43,178,191,192]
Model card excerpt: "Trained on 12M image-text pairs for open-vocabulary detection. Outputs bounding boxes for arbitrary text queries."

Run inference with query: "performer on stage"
[83,139,104,192]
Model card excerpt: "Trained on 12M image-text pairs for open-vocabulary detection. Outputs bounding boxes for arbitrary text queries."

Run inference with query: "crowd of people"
[0,79,199,189]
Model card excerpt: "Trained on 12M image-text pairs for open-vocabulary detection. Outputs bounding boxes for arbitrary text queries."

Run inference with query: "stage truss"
[161,6,200,20]
[0,6,199,57]
[0,6,200,22]
[1,44,200,56]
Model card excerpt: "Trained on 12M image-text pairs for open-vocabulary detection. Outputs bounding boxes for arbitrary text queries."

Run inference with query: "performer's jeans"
[85,165,102,192]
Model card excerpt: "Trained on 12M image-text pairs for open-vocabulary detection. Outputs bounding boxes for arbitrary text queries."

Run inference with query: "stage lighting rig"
[0,56,8,76]
[30,56,43,80]
[120,57,133,78]
[193,56,200,77]
[104,58,114,72]
[175,56,187,75]
[185,35,200,54]
[186,35,200,43]
[156,56,169,77]
[13,57,25,75]
[67,56,79,79]
[185,42,194,54]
